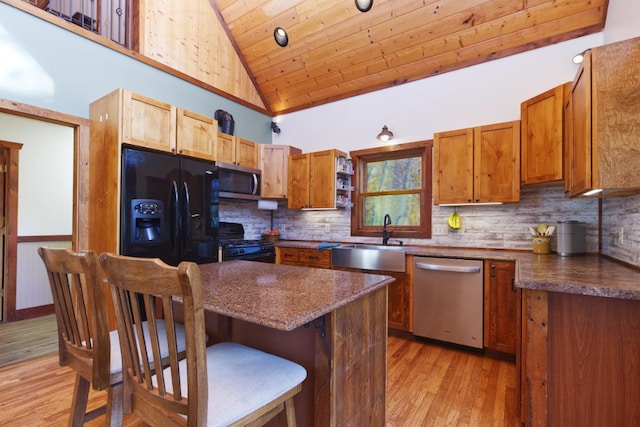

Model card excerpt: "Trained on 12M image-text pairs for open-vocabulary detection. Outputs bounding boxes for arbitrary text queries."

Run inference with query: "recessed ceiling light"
[355,0,373,12]
[274,27,289,47]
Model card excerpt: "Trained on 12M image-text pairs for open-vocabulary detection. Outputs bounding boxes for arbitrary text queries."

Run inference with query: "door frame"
[0,98,90,321]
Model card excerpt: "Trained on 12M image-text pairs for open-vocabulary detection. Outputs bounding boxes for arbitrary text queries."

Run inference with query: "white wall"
[274,34,601,152]
[0,113,73,235]
[0,113,74,310]
[603,0,640,44]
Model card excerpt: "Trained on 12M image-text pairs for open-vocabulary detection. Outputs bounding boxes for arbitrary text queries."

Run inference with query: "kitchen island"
[197,260,394,426]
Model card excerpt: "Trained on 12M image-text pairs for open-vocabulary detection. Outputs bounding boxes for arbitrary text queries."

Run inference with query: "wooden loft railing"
[22,0,132,48]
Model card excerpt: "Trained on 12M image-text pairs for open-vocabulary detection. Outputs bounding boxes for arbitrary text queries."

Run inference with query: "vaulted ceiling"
[211,0,609,115]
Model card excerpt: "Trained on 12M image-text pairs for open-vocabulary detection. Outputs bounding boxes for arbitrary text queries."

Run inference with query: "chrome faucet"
[382,214,392,245]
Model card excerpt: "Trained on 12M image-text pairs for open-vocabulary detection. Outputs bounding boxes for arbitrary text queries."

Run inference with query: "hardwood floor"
[0,314,57,367]
[387,336,520,426]
[0,327,519,426]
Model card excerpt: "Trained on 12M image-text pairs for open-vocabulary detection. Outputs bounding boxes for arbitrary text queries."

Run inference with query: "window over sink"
[350,140,432,240]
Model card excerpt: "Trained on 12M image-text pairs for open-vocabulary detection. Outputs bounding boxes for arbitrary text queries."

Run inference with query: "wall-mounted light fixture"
[274,27,289,47]
[572,49,588,64]
[376,125,393,142]
[271,121,281,134]
[355,0,373,12]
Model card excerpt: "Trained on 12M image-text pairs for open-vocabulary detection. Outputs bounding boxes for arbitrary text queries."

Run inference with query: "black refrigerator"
[120,147,219,266]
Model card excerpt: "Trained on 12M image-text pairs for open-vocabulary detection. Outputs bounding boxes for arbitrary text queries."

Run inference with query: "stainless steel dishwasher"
[413,257,483,349]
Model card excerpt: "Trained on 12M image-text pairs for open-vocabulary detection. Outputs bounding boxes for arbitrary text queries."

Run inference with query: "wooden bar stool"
[99,252,307,426]
[38,247,124,426]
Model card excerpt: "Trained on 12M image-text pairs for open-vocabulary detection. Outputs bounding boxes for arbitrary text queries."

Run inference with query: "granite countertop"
[276,240,640,300]
[197,260,394,331]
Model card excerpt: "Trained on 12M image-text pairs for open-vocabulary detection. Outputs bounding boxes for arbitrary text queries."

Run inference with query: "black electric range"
[218,222,275,263]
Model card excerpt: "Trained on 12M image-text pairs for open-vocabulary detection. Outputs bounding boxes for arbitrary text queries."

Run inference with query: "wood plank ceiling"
[211,0,609,115]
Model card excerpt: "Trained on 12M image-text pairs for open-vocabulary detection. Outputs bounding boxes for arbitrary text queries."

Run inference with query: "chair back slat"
[101,253,201,420]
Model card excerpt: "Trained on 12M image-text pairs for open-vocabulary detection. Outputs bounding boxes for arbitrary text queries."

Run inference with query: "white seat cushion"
[163,342,307,426]
[109,320,188,375]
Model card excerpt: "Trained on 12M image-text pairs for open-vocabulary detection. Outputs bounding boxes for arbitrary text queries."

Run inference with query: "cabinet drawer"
[278,247,299,264]
[299,249,331,267]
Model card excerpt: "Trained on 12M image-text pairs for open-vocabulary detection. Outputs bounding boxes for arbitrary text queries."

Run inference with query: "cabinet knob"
[475,198,480,202]
[521,179,526,184]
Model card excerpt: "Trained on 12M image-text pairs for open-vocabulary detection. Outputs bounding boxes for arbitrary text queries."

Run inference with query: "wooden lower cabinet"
[483,259,519,359]
[380,269,410,332]
[276,247,299,266]
[299,248,331,268]
[522,289,640,426]
[276,247,331,268]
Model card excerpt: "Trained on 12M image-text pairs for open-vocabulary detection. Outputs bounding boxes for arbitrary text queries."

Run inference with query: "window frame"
[350,140,433,239]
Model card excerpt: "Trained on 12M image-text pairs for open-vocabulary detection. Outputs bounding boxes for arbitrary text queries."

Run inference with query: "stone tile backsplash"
[220,186,639,267]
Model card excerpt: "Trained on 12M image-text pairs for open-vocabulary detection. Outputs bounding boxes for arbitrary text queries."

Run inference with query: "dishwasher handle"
[415,262,481,273]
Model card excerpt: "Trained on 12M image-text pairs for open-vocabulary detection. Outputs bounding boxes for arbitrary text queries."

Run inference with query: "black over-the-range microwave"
[216,162,261,200]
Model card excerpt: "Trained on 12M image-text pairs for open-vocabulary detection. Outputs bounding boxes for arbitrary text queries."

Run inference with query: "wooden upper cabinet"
[176,108,215,159]
[434,121,520,204]
[215,132,258,168]
[288,149,346,209]
[564,36,640,197]
[260,144,302,199]
[474,121,520,203]
[433,128,474,204]
[235,137,258,168]
[521,83,568,186]
[565,61,591,197]
[118,89,216,160]
[215,132,235,164]
[288,153,311,209]
[309,150,337,208]
[122,90,177,152]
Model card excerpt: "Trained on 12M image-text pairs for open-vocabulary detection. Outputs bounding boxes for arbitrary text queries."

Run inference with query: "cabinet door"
[216,132,235,164]
[564,56,592,197]
[235,137,258,168]
[122,90,176,152]
[260,145,302,199]
[474,121,520,203]
[288,154,310,209]
[277,247,299,265]
[176,108,215,159]
[433,128,474,204]
[299,249,331,268]
[521,84,566,185]
[484,260,518,358]
[309,150,336,208]
[385,270,409,332]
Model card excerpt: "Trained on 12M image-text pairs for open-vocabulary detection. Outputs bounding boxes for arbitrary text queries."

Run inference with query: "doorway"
[0,99,89,322]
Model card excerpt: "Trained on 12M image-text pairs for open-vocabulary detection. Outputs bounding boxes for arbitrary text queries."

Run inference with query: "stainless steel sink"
[331,244,406,272]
